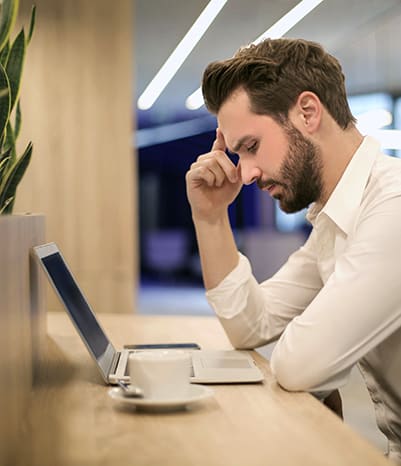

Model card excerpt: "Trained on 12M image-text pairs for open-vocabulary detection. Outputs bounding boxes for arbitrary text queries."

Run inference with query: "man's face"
[217,89,323,213]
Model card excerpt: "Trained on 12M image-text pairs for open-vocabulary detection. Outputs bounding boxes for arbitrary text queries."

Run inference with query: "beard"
[257,122,323,214]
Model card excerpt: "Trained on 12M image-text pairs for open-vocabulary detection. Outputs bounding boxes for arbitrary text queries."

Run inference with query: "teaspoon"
[117,380,144,398]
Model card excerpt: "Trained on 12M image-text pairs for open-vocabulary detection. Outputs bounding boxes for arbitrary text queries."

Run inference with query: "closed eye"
[247,142,258,154]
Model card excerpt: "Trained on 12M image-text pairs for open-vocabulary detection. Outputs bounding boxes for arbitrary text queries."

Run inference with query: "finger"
[192,154,237,185]
[211,128,226,152]
[212,150,239,183]
[236,160,242,182]
[189,165,218,187]
[190,159,223,185]
[205,161,226,187]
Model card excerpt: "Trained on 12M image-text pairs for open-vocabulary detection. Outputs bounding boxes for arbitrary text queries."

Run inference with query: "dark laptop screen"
[42,252,109,359]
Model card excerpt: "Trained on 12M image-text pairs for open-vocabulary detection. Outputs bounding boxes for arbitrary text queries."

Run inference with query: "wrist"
[192,209,230,228]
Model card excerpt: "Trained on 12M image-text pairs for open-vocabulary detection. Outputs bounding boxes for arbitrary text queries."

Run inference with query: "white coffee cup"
[128,350,191,400]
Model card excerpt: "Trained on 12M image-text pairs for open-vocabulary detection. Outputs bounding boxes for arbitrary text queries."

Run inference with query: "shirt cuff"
[206,252,252,318]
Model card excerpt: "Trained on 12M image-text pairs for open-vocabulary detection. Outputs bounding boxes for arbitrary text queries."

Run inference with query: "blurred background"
[135,0,401,314]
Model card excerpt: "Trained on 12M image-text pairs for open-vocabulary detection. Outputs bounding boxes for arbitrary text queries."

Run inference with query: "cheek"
[259,139,288,171]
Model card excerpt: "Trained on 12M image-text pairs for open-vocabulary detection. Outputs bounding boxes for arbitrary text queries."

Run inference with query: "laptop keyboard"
[123,365,195,377]
[123,352,195,377]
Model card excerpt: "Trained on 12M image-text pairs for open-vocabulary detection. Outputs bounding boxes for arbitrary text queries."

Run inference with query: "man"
[185,38,401,462]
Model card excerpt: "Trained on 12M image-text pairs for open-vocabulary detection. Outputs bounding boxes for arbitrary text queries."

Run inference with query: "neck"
[316,123,364,208]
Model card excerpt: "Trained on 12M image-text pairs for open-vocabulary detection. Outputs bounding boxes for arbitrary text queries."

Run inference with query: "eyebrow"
[230,135,254,154]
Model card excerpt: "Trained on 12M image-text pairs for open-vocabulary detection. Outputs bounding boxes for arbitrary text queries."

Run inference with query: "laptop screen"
[42,252,110,359]
[34,243,118,383]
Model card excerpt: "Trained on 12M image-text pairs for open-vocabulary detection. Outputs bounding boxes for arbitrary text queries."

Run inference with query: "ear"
[293,91,322,134]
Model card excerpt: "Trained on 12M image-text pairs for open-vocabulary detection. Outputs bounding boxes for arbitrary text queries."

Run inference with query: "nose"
[239,160,262,186]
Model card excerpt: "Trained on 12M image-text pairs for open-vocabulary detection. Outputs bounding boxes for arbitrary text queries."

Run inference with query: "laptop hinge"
[109,351,121,376]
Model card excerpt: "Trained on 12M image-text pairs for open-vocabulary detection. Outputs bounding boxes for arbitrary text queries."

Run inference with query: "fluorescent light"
[186,0,325,110]
[254,0,324,43]
[138,0,228,110]
[186,88,204,111]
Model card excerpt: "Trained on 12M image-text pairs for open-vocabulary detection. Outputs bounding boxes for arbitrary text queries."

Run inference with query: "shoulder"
[364,153,401,205]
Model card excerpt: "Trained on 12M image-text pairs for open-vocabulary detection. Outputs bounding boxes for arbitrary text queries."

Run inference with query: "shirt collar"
[306,136,380,234]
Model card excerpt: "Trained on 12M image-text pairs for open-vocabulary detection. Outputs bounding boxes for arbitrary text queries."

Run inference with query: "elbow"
[217,315,268,350]
[271,356,312,392]
[270,349,334,392]
[270,324,354,393]
[271,363,311,392]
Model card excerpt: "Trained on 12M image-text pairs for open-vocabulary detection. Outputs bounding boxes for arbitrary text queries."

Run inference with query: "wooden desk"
[19,312,392,466]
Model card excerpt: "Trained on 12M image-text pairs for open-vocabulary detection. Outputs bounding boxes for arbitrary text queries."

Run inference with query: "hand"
[186,129,242,222]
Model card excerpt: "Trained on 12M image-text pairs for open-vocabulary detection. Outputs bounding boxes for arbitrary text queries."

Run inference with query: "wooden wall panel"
[15,0,137,313]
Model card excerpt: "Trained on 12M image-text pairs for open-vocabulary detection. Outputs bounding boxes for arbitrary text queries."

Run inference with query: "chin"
[278,199,305,214]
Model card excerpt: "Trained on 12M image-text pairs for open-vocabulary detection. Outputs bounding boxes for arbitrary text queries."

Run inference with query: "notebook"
[32,242,264,384]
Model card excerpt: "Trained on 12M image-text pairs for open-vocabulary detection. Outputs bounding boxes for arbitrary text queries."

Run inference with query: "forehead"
[217,89,253,134]
[217,89,282,152]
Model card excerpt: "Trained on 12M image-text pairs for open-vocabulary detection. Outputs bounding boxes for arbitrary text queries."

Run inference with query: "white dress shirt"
[206,136,401,462]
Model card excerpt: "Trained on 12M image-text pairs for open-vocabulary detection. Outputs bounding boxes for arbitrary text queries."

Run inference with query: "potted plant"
[0,0,35,214]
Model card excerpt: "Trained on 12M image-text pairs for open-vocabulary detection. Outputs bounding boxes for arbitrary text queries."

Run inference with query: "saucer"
[108,384,214,412]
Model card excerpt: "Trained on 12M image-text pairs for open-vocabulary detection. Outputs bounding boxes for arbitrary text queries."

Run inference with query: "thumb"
[211,128,226,152]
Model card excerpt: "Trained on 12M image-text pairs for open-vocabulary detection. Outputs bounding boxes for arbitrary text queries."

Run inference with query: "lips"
[262,183,278,196]
[257,179,281,196]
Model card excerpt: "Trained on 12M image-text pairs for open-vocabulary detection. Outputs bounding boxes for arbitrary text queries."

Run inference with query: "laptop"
[33,242,264,385]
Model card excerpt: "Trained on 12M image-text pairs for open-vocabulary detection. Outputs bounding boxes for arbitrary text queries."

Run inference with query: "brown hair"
[202,38,356,129]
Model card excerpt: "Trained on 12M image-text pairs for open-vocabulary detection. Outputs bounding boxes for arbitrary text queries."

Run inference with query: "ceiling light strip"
[254,0,324,43]
[186,0,324,110]
[138,0,228,110]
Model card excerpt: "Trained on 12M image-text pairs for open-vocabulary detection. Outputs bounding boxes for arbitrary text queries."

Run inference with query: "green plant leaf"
[0,155,11,179]
[0,0,19,52]
[14,98,21,138]
[27,5,36,44]
[0,0,32,216]
[0,140,32,213]
[5,120,16,161]
[0,195,14,214]
[0,145,12,163]
[5,28,25,113]
[0,146,12,179]
[0,63,11,142]
[0,40,10,66]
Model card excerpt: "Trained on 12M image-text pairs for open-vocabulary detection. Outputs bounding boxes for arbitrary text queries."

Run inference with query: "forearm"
[193,211,239,290]
[206,236,322,349]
